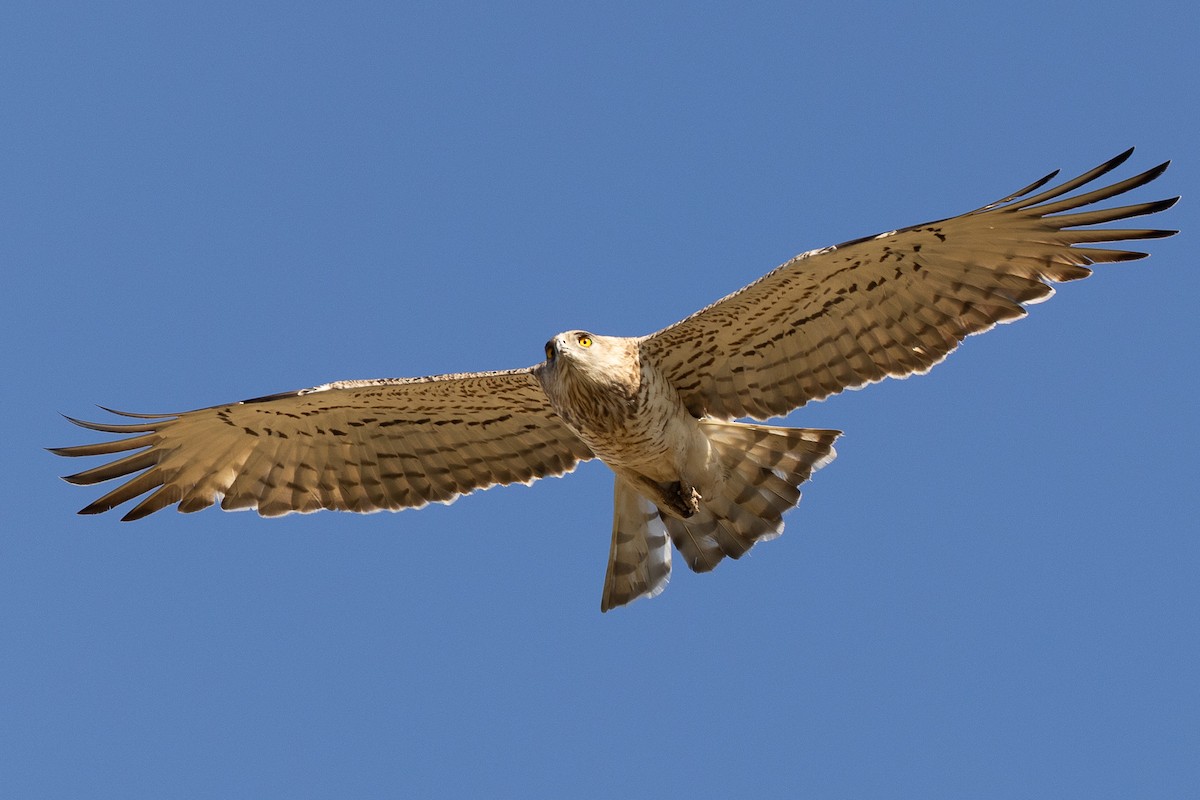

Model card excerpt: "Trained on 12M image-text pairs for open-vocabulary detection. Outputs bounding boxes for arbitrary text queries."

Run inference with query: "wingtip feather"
[95,405,178,419]
[1111,146,1136,166]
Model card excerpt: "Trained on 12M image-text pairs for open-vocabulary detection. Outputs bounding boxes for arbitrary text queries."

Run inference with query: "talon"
[666,481,700,518]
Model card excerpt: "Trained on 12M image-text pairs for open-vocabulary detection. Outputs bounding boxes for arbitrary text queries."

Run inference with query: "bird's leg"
[669,481,702,519]
[624,474,699,519]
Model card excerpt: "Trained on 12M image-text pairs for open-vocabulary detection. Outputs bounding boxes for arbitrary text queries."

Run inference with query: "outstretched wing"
[641,149,1178,421]
[52,368,593,521]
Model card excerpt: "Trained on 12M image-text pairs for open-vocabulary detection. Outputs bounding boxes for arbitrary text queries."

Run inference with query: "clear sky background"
[2,2,1196,798]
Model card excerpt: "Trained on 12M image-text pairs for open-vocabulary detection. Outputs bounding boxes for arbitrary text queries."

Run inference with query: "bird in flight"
[53,149,1177,611]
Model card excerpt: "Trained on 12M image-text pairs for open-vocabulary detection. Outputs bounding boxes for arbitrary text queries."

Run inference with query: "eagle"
[53,149,1177,611]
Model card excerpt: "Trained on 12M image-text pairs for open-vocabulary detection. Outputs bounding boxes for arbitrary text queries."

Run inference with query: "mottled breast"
[537,332,686,469]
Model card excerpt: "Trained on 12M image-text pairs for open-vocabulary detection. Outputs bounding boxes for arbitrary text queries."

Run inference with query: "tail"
[600,421,840,611]
[601,478,673,612]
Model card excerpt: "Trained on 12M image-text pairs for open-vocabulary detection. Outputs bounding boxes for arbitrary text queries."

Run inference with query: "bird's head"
[543,330,638,384]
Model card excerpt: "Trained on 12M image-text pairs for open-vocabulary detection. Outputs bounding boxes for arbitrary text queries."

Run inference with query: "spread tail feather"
[665,422,839,572]
[599,422,840,611]
[600,478,672,612]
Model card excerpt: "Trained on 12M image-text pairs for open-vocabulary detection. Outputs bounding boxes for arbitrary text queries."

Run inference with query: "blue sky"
[2,2,1196,797]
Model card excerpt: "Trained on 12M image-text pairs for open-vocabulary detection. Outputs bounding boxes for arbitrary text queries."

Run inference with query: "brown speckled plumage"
[53,150,1177,611]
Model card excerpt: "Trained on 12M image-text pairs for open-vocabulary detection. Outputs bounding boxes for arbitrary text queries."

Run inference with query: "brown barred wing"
[52,368,593,521]
[641,150,1177,421]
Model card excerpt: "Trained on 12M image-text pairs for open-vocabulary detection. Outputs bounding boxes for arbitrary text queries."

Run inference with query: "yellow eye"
[577,335,593,348]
